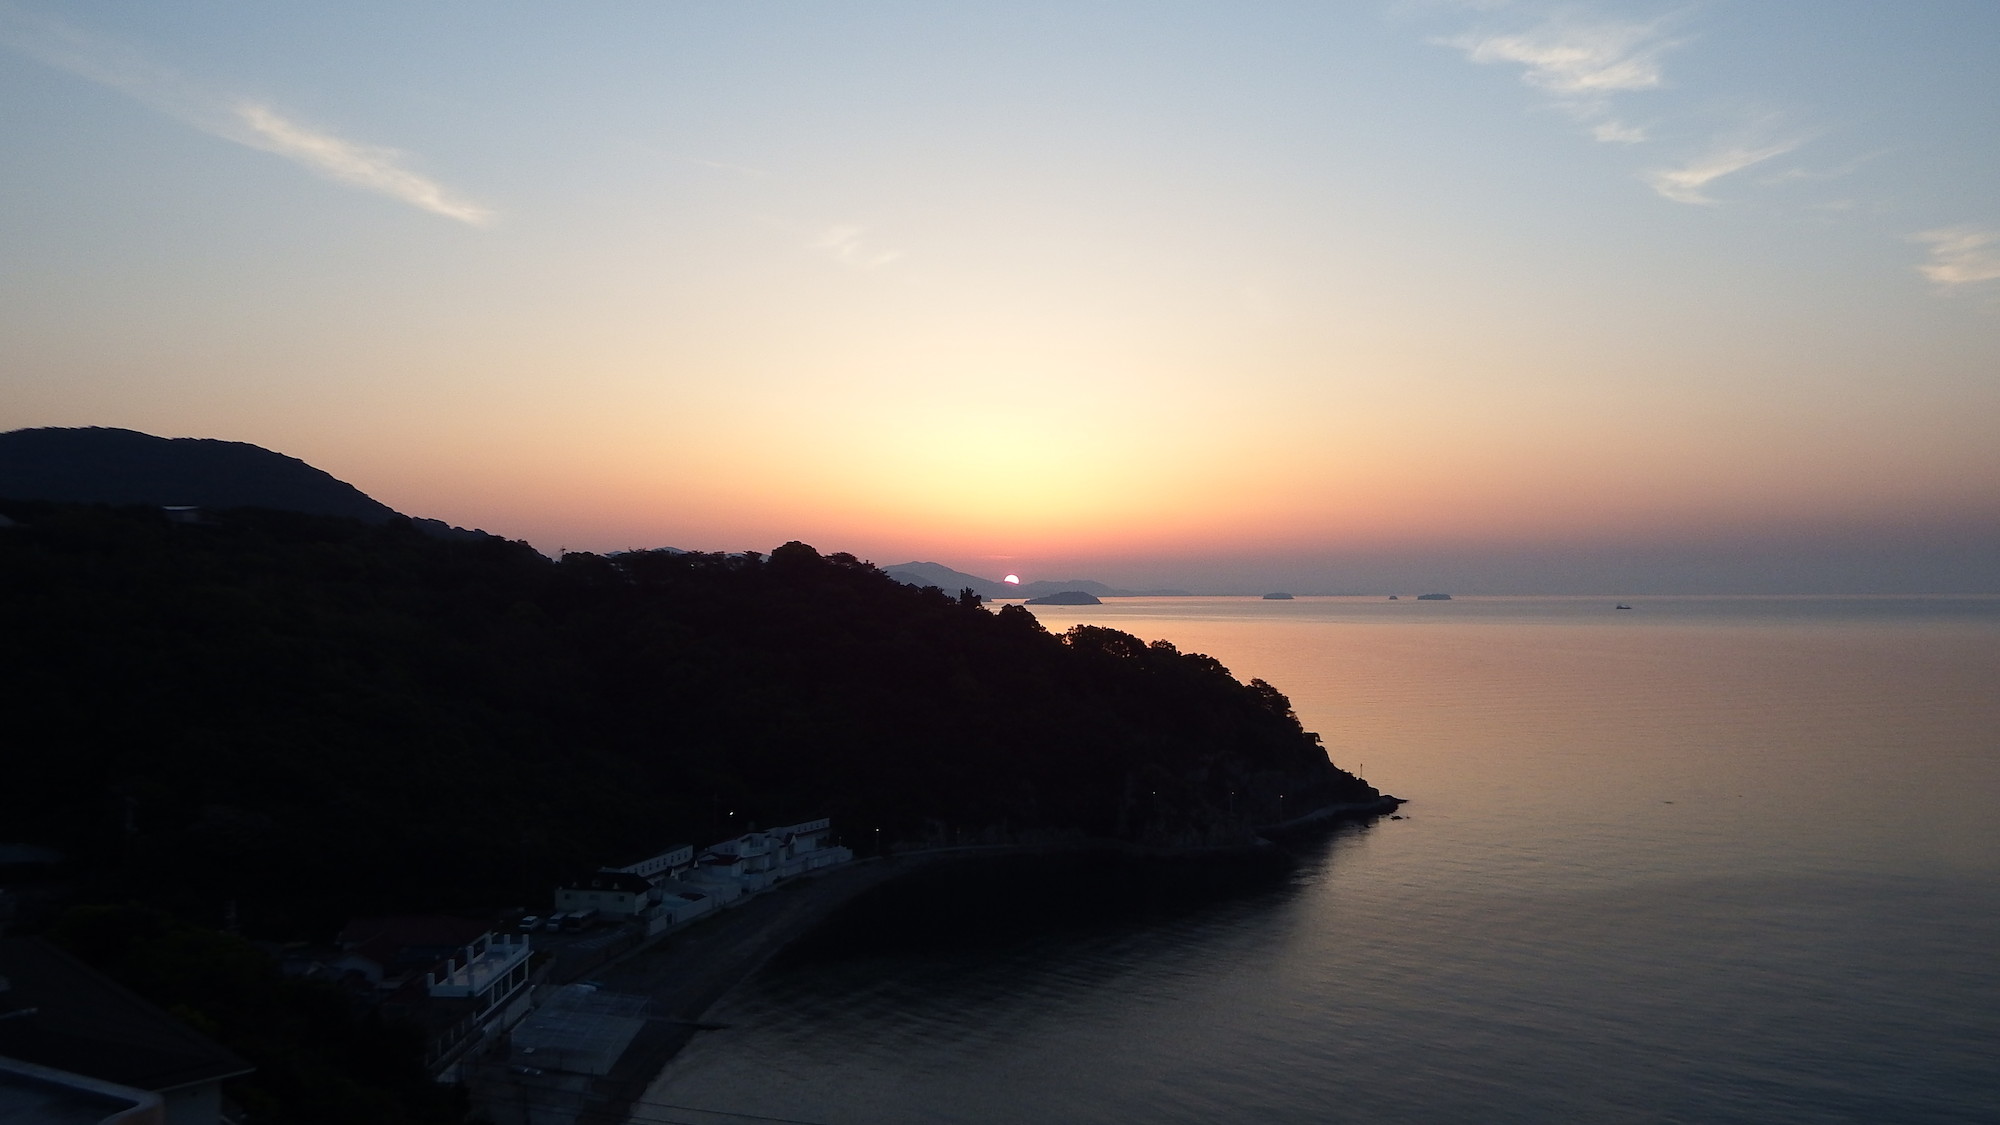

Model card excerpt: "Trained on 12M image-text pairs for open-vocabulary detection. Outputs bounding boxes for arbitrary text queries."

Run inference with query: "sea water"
[634,596,2000,1124]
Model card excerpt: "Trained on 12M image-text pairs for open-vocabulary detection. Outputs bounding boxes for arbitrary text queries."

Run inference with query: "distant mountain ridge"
[881,560,1188,599]
[0,427,490,539]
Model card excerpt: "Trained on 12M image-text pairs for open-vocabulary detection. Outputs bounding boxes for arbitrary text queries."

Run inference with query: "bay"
[634,596,2000,1124]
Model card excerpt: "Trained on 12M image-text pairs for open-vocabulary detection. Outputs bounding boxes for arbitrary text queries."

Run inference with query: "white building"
[556,820,853,938]
[608,844,694,881]
[553,870,656,918]
[420,930,535,1079]
[696,817,852,894]
[643,889,716,934]
[425,931,533,1016]
[770,817,851,873]
[682,852,754,900]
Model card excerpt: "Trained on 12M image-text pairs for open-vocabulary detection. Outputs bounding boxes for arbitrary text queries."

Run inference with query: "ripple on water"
[639,601,2000,1125]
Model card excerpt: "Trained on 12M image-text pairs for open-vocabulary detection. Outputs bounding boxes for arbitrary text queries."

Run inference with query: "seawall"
[469,806,1400,1124]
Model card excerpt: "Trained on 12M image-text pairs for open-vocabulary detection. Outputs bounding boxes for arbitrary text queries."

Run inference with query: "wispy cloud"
[814,224,901,269]
[0,6,492,225]
[1913,227,2000,289]
[1591,118,1648,144]
[231,104,493,224]
[1644,137,1803,204]
[1759,149,1887,185]
[1449,18,1673,96]
[1441,10,1681,146]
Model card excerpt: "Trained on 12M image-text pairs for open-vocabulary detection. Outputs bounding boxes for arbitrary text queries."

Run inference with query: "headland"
[468,797,1403,1125]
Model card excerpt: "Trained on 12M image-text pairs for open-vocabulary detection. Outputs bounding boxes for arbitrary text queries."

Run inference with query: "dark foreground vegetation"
[0,498,1381,1120]
[38,904,469,1125]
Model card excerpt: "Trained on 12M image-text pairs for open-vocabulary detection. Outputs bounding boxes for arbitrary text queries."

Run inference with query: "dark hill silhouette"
[882,560,1189,598]
[1,503,1385,933]
[0,427,396,520]
[0,426,489,539]
[882,560,1012,598]
[0,497,1392,1125]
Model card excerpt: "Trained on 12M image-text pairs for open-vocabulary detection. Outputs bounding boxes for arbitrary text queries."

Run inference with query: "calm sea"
[637,596,2000,1124]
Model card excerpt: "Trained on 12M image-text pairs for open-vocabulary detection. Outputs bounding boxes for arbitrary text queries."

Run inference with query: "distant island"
[882,560,1188,599]
[1025,590,1103,605]
[1417,592,1453,600]
[1262,592,1294,600]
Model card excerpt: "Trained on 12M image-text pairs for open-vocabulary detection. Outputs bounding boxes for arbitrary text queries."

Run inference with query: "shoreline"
[472,801,1401,1125]
[1257,793,1407,836]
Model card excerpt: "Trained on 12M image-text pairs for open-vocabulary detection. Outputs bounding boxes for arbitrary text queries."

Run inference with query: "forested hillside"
[1,500,1379,936]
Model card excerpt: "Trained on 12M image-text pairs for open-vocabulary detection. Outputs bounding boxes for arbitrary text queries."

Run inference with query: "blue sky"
[3,1,1997,591]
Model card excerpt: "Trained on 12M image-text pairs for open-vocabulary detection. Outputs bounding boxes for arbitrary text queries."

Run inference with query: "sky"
[2,1,1997,593]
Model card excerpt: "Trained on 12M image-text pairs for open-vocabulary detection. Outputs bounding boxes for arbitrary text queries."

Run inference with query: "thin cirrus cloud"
[1760,150,1887,185]
[1913,227,2000,289]
[1448,19,1670,94]
[1644,138,1804,205]
[1591,119,1648,144]
[0,5,492,225]
[230,103,493,226]
[1437,6,1835,208]
[813,225,902,269]
[1442,12,1675,145]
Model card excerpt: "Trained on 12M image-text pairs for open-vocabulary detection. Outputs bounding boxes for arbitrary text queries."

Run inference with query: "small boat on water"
[1615,604,1633,610]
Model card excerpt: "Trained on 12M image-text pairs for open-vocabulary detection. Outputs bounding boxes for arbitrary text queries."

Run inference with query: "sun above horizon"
[1003,574,1021,585]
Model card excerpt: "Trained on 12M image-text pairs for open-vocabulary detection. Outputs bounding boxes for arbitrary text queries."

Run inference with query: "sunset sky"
[3,1,1997,593]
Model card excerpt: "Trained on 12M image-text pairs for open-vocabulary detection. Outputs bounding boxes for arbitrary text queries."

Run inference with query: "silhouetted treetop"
[1,500,1380,936]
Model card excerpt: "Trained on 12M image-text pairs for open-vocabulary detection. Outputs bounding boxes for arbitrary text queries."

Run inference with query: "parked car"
[518,915,541,932]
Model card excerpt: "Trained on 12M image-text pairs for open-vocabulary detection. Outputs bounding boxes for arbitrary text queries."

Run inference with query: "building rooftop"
[430,934,530,999]
[0,1067,150,1125]
[558,871,653,894]
[611,843,693,868]
[0,937,252,1096]
[510,985,650,1076]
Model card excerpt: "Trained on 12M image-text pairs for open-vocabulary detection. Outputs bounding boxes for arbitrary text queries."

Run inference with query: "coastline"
[1257,793,1407,838]
[467,852,949,1125]
[470,801,1401,1125]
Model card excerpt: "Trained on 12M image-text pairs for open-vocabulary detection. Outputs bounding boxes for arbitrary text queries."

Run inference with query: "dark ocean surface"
[636,596,2000,1124]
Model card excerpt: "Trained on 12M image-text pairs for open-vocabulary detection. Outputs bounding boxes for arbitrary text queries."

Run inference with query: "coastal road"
[467,853,950,1125]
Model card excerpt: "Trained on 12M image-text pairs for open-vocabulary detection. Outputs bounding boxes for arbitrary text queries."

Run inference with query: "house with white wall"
[607,844,693,881]
[642,888,716,934]
[694,817,851,894]
[769,817,850,874]
[681,851,751,901]
[328,917,534,1079]
[552,870,655,919]
[421,931,534,1079]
